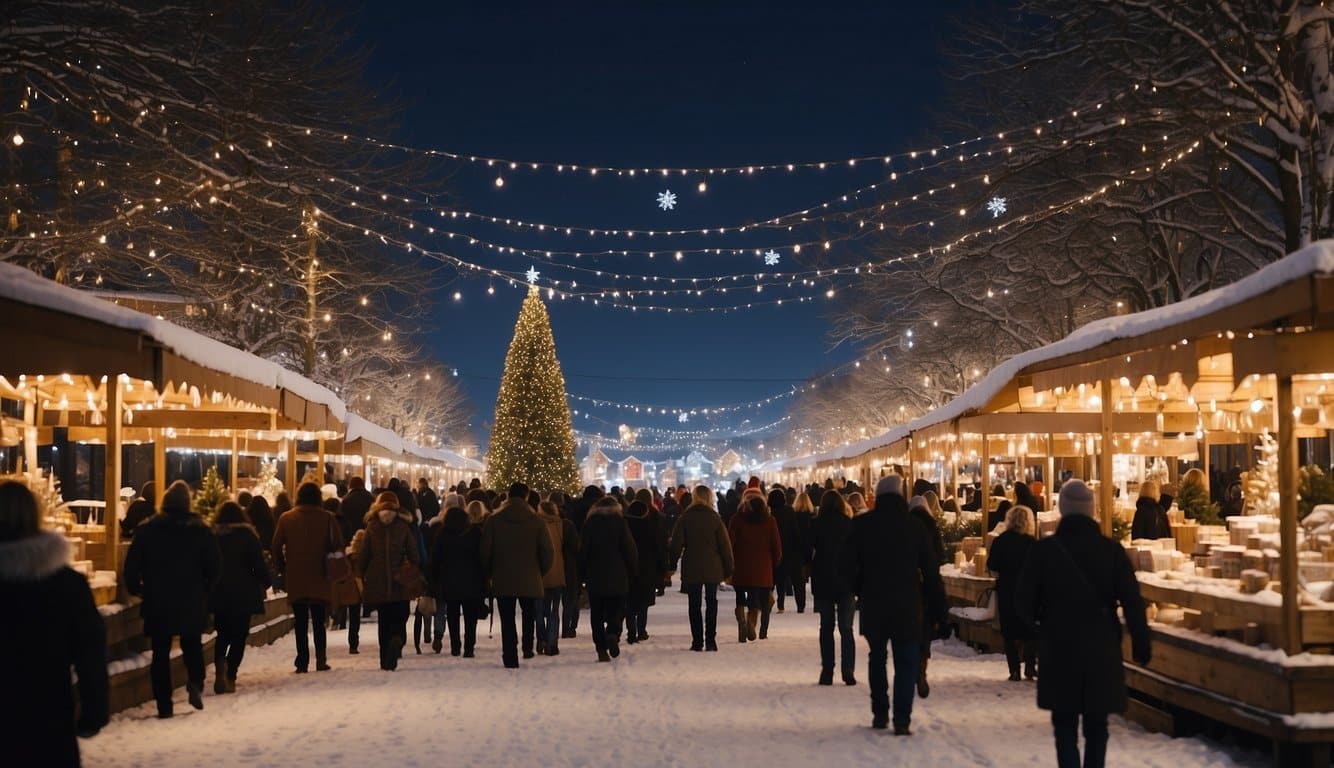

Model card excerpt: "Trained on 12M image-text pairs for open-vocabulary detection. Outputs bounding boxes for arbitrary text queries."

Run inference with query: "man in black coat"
[415,478,441,522]
[1017,479,1151,768]
[340,476,374,541]
[561,486,603,638]
[123,480,222,718]
[840,474,947,734]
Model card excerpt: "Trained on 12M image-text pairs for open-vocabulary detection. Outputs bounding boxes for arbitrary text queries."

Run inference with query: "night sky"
[355,1,973,454]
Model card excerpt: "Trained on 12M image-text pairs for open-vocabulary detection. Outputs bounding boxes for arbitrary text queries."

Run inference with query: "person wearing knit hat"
[1057,479,1095,518]
[1017,478,1151,768]
[123,479,221,717]
[875,474,905,500]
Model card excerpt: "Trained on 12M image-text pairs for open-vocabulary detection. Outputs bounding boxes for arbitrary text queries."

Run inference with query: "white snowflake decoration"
[678,412,689,423]
[763,249,781,266]
[525,266,540,284]
[986,196,1008,218]
[657,190,677,211]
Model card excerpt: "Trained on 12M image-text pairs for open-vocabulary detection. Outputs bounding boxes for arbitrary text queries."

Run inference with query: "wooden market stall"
[779,242,1334,764]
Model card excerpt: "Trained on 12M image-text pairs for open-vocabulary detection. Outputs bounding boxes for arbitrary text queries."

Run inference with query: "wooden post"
[1200,431,1211,496]
[104,377,123,574]
[906,436,916,489]
[22,397,37,474]
[152,429,167,512]
[1099,379,1115,537]
[1045,434,1056,512]
[229,435,239,492]
[284,438,298,492]
[317,437,326,486]
[1276,376,1301,655]
[980,434,990,502]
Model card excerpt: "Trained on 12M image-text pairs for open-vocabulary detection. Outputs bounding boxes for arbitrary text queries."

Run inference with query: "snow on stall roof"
[785,240,1334,468]
[343,413,483,471]
[0,261,346,421]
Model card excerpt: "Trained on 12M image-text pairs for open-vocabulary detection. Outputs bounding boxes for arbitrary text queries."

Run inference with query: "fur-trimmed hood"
[0,531,71,582]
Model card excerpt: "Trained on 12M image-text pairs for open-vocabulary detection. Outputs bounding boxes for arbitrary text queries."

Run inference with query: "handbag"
[394,558,427,598]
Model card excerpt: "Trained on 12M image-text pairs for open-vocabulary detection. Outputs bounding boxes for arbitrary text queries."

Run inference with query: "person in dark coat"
[808,489,855,686]
[480,483,554,668]
[340,476,374,541]
[120,481,156,539]
[729,493,782,643]
[669,485,734,651]
[624,500,667,644]
[579,495,639,662]
[791,491,815,612]
[987,484,1012,531]
[388,477,417,519]
[1017,479,1151,768]
[769,488,804,616]
[210,501,270,694]
[415,478,441,522]
[0,481,108,768]
[431,506,486,657]
[908,494,948,697]
[1014,482,1043,515]
[246,495,276,556]
[123,480,221,718]
[358,492,421,670]
[536,500,577,655]
[839,475,947,734]
[986,504,1038,681]
[271,482,344,673]
[560,496,587,639]
[1130,480,1170,540]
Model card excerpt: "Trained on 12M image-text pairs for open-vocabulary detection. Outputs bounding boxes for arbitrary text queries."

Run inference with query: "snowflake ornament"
[525,266,540,284]
[986,196,1008,218]
[678,412,689,423]
[657,190,677,210]
[763,249,781,266]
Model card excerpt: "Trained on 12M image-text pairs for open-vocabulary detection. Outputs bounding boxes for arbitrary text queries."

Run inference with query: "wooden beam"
[1045,434,1056,511]
[317,437,326,486]
[229,435,239,491]
[1099,379,1115,537]
[104,378,123,574]
[285,438,298,493]
[1276,375,1301,655]
[126,409,276,431]
[153,429,166,512]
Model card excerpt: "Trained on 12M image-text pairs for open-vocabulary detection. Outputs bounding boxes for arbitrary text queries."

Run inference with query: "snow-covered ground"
[84,589,1266,767]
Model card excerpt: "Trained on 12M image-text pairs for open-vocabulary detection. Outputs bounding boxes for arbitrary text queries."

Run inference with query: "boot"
[705,638,718,652]
[224,675,236,694]
[597,649,611,663]
[819,669,834,686]
[745,609,759,641]
[735,606,748,643]
[917,657,931,698]
[759,606,771,640]
[186,682,204,711]
[213,660,227,694]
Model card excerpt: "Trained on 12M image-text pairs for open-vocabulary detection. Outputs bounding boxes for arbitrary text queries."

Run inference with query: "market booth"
[0,262,482,712]
[782,242,1334,764]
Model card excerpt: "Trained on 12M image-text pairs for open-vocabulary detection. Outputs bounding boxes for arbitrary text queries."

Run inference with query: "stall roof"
[0,261,345,429]
[344,413,484,472]
[784,240,1334,469]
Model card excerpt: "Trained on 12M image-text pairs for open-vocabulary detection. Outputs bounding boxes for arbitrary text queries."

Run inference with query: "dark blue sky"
[356,1,973,452]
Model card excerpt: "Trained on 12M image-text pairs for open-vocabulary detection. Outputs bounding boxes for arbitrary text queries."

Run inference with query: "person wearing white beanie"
[1057,479,1095,518]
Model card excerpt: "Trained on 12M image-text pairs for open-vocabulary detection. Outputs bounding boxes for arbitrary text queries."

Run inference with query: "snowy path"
[84,589,1265,767]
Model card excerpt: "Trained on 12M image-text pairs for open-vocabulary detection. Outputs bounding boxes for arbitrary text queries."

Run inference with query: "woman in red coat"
[728,494,782,643]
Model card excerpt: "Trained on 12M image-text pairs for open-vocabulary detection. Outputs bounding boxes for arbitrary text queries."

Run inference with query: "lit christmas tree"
[252,459,284,505]
[487,286,580,493]
[1242,429,1279,517]
[194,465,229,520]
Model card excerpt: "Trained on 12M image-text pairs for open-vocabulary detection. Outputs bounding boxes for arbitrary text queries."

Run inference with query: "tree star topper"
[678,411,689,423]
[657,190,677,210]
[763,249,781,266]
[986,196,1008,218]
[525,266,540,284]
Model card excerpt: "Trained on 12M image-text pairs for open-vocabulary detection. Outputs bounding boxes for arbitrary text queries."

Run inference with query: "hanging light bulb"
[495,175,505,188]
[697,180,707,193]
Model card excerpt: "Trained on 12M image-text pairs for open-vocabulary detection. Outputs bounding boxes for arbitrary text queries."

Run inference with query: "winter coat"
[271,504,344,605]
[480,499,554,599]
[1016,513,1150,714]
[417,488,441,521]
[807,511,853,600]
[668,503,734,585]
[211,523,270,616]
[430,509,486,602]
[579,505,639,597]
[121,497,155,538]
[339,487,374,542]
[538,510,578,590]
[839,495,946,642]
[771,501,802,573]
[988,500,1012,532]
[794,510,815,580]
[0,532,109,768]
[1131,497,1170,540]
[728,505,782,589]
[911,506,948,565]
[357,511,420,605]
[124,511,221,635]
[986,529,1034,639]
[626,510,668,603]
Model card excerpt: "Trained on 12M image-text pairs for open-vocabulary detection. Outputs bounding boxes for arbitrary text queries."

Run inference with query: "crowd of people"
[1,465,1152,768]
